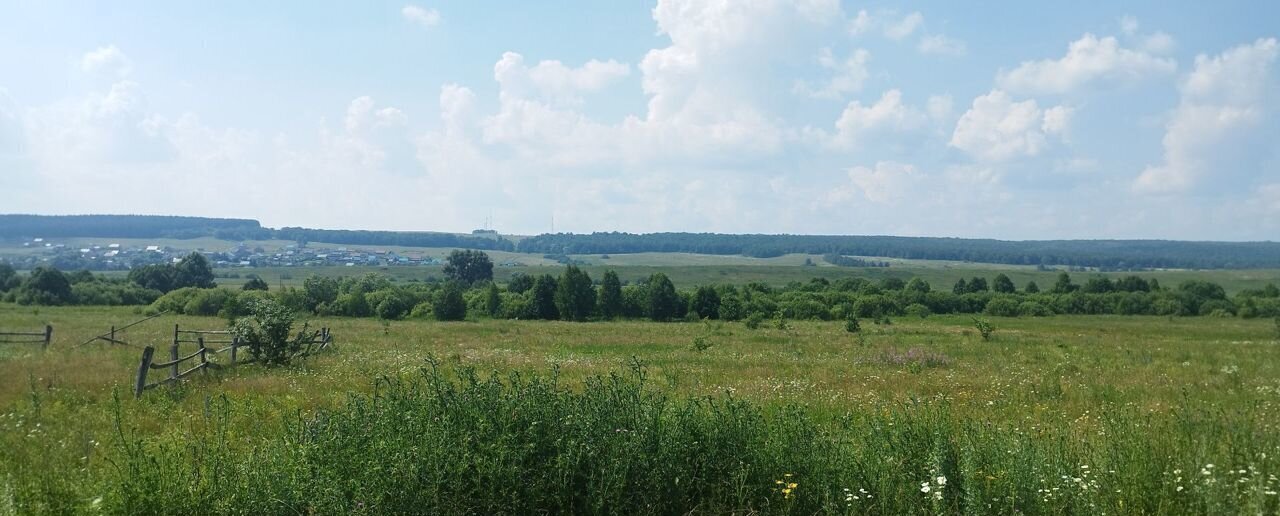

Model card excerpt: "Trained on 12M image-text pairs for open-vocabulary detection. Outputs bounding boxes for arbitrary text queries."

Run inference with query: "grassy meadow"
[2,303,1279,513]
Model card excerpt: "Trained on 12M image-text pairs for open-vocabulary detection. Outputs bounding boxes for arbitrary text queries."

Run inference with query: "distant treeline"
[7,215,1280,269]
[517,232,1280,270]
[0,215,514,251]
[0,214,261,240]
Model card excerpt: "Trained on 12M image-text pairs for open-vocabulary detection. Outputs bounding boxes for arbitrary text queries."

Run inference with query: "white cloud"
[80,45,132,77]
[918,34,967,57]
[401,5,440,28]
[950,89,1067,161]
[1135,38,1278,193]
[841,161,920,203]
[849,9,924,40]
[829,89,927,148]
[494,52,630,106]
[793,48,869,99]
[997,33,1176,95]
[1041,105,1073,136]
[884,12,924,40]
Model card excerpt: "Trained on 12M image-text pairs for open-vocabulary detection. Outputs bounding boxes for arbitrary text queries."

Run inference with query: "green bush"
[230,298,301,366]
[983,297,1021,317]
[744,312,764,330]
[903,303,931,319]
[1017,301,1053,317]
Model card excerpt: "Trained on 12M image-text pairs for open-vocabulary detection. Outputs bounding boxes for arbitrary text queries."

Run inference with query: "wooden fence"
[134,324,331,398]
[78,312,167,347]
[0,325,53,350]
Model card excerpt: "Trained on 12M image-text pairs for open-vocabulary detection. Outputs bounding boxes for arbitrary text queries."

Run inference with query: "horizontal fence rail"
[79,312,167,348]
[0,325,53,350]
[134,324,332,398]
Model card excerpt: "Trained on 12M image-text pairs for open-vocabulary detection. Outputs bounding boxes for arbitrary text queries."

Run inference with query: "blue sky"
[1,1,1277,240]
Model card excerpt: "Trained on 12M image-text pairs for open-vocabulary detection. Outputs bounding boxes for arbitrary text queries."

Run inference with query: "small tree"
[128,264,176,293]
[231,299,302,366]
[433,282,468,321]
[646,273,680,322]
[992,274,1016,294]
[15,266,74,305]
[972,318,994,341]
[443,250,494,286]
[598,270,623,320]
[174,253,216,289]
[1024,281,1040,294]
[690,285,721,319]
[530,274,559,320]
[1051,272,1076,294]
[485,283,502,317]
[845,317,861,333]
[555,265,596,321]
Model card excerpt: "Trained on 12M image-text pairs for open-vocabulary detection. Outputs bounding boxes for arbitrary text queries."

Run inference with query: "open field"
[2,304,1280,513]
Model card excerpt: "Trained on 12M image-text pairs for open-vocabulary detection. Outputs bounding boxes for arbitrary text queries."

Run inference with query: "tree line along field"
[1,305,1279,514]
[229,262,1280,295]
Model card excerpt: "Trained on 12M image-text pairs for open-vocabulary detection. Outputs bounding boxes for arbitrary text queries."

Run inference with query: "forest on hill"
[516,232,1280,270]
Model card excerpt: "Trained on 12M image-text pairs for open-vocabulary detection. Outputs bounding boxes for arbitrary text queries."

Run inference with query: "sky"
[0,1,1277,240]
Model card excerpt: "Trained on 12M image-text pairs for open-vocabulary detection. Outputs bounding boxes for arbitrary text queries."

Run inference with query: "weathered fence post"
[135,346,155,399]
[110,325,115,346]
[43,325,52,351]
[198,336,209,374]
[170,324,180,381]
[230,336,238,365]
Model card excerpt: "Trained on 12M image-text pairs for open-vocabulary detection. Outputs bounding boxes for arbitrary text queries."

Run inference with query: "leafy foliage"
[442,250,494,286]
[230,298,301,365]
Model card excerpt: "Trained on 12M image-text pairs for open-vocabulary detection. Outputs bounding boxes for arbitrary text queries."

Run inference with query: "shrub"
[903,303,931,319]
[1017,301,1053,317]
[983,297,1020,317]
[433,283,468,321]
[844,317,861,333]
[973,318,994,341]
[183,288,233,317]
[744,312,764,330]
[230,299,301,366]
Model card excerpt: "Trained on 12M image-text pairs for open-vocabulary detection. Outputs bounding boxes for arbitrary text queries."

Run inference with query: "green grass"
[1,305,1279,513]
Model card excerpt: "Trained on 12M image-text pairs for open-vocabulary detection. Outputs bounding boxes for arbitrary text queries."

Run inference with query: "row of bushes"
[139,267,1280,323]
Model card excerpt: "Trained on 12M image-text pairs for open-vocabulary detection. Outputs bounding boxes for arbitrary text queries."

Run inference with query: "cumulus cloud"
[1135,38,1279,194]
[401,5,440,28]
[80,45,132,77]
[828,89,927,148]
[997,33,1176,95]
[793,48,870,99]
[950,90,1068,161]
[918,34,967,57]
[849,9,923,40]
[493,52,630,106]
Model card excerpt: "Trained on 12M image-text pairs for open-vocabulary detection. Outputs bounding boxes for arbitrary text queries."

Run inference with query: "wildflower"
[921,482,931,493]
[937,475,947,486]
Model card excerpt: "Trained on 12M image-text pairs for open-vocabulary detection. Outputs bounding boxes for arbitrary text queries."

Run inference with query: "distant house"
[146,245,161,252]
[108,243,120,249]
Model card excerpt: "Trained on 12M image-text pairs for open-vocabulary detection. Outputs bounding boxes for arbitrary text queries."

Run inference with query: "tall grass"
[39,362,1268,514]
